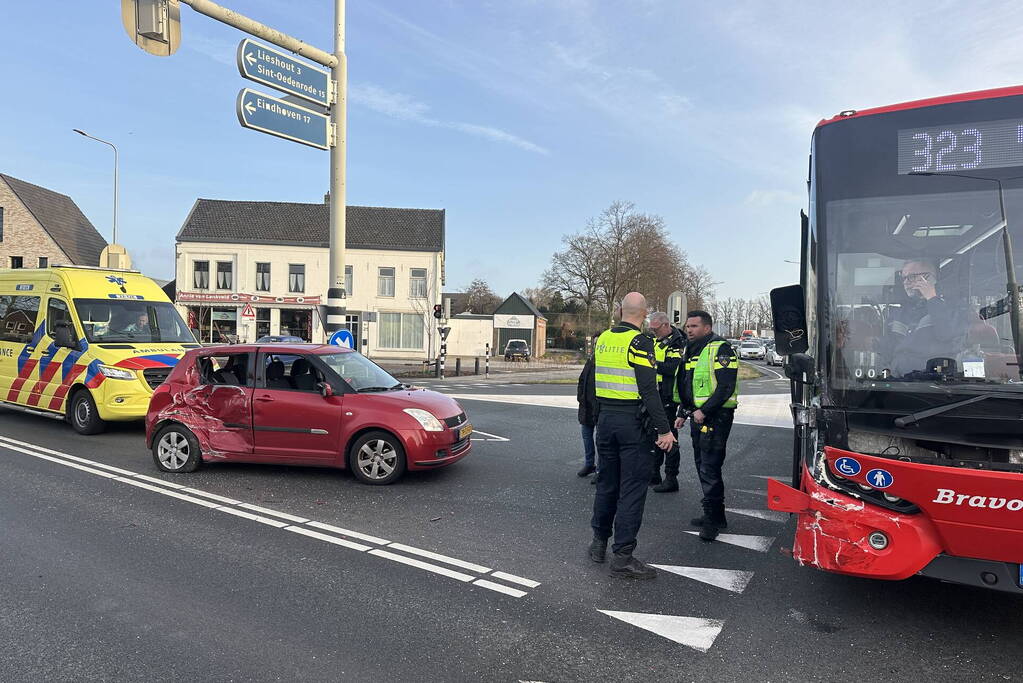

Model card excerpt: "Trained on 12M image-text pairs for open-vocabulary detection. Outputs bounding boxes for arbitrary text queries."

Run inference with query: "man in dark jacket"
[647,312,685,492]
[674,310,739,541]
[576,343,600,478]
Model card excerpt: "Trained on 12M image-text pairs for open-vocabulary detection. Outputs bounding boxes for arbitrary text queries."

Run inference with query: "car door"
[192,352,255,456]
[251,352,343,462]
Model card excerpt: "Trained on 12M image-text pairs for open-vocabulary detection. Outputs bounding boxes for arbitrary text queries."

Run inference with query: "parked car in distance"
[738,340,766,360]
[504,339,531,362]
[766,343,786,366]
[256,335,306,343]
[145,344,472,485]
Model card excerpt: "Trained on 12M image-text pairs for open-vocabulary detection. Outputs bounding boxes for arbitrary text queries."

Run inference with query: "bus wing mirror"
[785,352,817,385]
[770,284,809,356]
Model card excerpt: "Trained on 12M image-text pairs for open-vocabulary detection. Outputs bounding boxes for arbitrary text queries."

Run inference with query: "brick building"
[0,174,108,269]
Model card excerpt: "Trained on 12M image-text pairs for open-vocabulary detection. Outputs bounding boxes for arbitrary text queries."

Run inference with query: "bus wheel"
[67,389,106,435]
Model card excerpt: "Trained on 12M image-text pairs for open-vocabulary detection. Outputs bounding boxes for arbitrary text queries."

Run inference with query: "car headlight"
[403,408,445,431]
[98,364,136,380]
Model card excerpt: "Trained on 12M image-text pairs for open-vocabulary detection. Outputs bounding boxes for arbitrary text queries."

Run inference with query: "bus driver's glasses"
[901,271,934,284]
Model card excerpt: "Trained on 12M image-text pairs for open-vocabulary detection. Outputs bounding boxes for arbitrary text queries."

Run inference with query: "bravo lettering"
[932,488,1022,510]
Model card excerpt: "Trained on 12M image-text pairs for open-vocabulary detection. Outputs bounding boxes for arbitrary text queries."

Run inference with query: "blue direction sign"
[236,88,330,150]
[329,329,355,349]
[237,38,330,107]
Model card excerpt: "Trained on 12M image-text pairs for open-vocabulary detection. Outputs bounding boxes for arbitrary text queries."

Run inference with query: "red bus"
[769,85,1023,594]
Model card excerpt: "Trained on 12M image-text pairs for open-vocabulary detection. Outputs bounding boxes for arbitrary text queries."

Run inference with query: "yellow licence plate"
[459,423,473,439]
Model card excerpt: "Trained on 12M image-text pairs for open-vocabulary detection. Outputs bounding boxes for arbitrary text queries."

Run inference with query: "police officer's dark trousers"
[690,408,735,516]
[592,407,651,555]
[651,402,680,478]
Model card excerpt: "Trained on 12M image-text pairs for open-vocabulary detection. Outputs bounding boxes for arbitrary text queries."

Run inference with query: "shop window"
[193,261,209,289]
[377,267,395,297]
[256,307,271,339]
[289,264,305,293]
[410,268,427,298]
[216,261,233,290]
[379,312,424,350]
[256,262,271,291]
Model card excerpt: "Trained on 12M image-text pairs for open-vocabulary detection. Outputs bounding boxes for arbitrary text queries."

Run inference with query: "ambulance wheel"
[67,389,106,435]
[152,424,202,473]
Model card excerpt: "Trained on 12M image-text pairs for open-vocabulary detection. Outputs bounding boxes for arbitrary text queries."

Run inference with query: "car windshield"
[741,342,759,348]
[74,299,195,343]
[816,98,1023,406]
[508,341,527,349]
[317,350,402,392]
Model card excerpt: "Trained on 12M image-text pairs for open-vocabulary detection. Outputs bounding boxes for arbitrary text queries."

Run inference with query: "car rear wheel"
[152,424,202,473]
[349,431,407,485]
[67,389,106,435]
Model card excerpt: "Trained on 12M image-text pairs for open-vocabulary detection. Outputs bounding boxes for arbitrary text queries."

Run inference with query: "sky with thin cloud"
[2,1,1022,300]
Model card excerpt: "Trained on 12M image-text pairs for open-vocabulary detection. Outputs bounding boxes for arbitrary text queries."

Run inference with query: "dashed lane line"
[0,434,539,598]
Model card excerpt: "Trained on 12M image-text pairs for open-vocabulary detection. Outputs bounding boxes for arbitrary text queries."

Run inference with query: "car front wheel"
[349,431,407,485]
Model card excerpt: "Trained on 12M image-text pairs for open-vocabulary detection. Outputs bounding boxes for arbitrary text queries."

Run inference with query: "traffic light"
[673,310,681,324]
[433,304,443,319]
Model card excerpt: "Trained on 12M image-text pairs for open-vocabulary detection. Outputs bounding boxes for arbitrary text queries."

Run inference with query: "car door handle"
[255,395,275,402]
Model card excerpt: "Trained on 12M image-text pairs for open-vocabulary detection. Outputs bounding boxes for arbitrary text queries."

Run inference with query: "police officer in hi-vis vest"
[589,292,676,579]
[646,311,686,492]
[673,310,739,542]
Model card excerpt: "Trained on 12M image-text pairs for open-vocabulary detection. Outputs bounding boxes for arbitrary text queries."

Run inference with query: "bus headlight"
[98,365,136,380]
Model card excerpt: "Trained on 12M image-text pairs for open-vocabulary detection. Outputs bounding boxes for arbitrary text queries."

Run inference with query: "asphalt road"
[1,368,1019,682]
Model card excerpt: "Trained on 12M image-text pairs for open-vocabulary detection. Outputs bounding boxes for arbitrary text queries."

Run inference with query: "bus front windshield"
[74,299,196,344]
[816,100,1023,400]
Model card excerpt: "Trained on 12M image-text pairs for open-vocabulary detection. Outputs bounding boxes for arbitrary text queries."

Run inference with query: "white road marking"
[489,571,541,589]
[238,503,310,524]
[650,565,754,593]
[472,579,527,598]
[683,531,775,552]
[386,542,491,573]
[307,521,390,545]
[732,488,767,497]
[285,525,372,552]
[598,610,725,652]
[749,475,787,480]
[1,437,540,597]
[368,548,476,582]
[751,363,785,380]
[470,429,509,442]
[219,506,289,528]
[727,507,789,523]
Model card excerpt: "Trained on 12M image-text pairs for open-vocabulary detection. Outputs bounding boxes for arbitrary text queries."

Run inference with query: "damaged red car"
[145,344,472,485]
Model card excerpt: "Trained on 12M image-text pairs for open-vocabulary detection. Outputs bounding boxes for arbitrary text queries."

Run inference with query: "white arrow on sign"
[245,51,256,66]
[244,101,256,116]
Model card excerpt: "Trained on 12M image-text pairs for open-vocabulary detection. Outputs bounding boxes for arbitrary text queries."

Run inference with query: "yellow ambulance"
[0,266,199,434]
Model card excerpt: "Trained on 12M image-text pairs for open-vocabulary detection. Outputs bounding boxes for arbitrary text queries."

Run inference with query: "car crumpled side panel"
[151,362,253,457]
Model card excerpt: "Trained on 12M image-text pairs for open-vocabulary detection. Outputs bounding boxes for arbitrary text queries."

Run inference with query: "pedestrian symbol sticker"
[866,468,894,489]
[834,457,861,477]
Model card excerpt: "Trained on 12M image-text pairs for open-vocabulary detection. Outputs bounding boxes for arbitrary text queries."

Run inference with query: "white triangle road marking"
[650,565,754,593]
[683,531,775,552]
[727,507,789,523]
[732,488,766,497]
[598,610,724,652]
[749,475,787,480]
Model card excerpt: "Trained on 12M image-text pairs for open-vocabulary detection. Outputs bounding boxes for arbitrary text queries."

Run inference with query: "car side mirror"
[318,381,334,398]
[53,323,76,349]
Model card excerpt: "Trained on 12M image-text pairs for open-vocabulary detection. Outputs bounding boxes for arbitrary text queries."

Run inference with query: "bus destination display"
[898,117,1023,174]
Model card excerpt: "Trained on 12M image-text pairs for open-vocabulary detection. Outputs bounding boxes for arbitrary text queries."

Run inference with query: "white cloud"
[350,83,549,155]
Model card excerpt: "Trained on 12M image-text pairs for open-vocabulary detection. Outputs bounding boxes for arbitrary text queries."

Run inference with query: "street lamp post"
[73,129,118,247]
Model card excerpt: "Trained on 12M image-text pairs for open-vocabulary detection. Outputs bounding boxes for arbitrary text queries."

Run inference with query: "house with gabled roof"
[0,173,108,269]
[175,197,445,358]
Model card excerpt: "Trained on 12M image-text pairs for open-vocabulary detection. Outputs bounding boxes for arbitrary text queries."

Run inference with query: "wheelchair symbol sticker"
[866,468,894,489]
[834,457,861,477]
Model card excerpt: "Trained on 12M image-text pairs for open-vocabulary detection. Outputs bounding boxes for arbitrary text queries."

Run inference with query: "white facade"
[175,241,443,360]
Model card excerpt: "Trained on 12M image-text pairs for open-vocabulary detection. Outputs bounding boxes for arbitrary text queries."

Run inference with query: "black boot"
[609,552,656,579]
[699,522,719,542]
[588,537,607,563]
[699,504,727,542]
[649,472,662,486]
[577,464,596,477]
[691,505,728,528]
[652,476,678,493]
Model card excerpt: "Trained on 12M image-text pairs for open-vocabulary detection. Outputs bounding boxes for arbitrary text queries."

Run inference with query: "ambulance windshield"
[74,299,195,344]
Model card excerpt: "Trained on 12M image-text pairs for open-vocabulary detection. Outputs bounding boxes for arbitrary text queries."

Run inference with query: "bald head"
[620,292,648,327]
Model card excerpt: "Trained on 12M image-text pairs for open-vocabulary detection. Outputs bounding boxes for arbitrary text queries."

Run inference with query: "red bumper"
[768,473,944,579]
[398,428,473,470]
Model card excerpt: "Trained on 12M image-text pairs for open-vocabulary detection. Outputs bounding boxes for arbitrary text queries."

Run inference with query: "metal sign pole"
[325,0,347,337]
[485,343,490,379]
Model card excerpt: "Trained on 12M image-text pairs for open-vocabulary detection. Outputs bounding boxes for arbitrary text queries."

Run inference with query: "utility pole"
[325,0,348,336]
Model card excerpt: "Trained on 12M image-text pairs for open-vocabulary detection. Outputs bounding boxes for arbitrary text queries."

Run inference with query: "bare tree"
[463,278,502,314]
